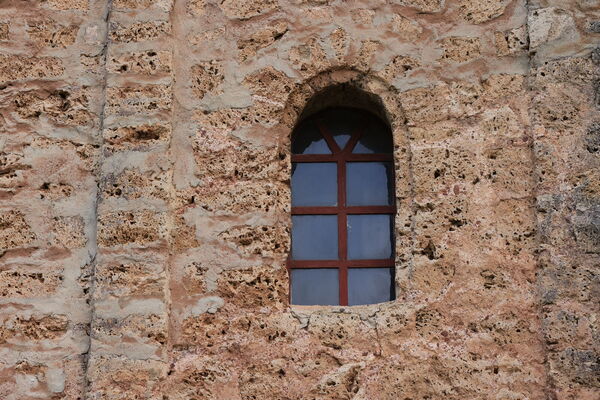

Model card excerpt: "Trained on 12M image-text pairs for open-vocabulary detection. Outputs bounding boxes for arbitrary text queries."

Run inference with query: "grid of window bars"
[289,108,396,306]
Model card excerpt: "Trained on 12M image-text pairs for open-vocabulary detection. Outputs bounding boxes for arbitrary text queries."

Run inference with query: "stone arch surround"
[0,1,598,399]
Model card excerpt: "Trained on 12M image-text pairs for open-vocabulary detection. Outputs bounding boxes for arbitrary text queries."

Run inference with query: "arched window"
[289,107,396,306]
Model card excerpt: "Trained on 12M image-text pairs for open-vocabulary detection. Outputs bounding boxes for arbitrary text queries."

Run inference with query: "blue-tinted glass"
[292,215,338,260]
[347,162,393,206]
[291,269,339,305]
[292,121,331,154]
[348,268,394,305]
[321,109,362,151]
[292,163,337,206]
[347,214,393,260]
[353,118,393,154]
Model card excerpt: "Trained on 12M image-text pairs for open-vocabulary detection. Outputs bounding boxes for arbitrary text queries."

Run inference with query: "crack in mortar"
[82,0,113,397]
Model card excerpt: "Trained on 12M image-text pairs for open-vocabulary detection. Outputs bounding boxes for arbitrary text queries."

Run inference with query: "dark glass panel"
[348,268,394,305]
[291,269,339,305]
[321,109,362,151]
[353,118,393,154]
[347,214,393,260]
[292,215,338,260]
[292,163,337,206]
[347,162,394,206]
[292,120,331,154]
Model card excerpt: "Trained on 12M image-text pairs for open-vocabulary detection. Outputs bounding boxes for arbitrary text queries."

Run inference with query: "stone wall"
[0,0,598,399]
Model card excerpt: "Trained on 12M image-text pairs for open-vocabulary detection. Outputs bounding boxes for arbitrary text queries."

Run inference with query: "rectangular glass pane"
[291,268,339,305]
[348,268,394,306]
[292,215,338,260]
[347,214,393,260]
[292,163,337,206]
[346,162,393,206]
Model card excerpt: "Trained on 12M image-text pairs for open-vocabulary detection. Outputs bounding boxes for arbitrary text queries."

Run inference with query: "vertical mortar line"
[524,0,558,397]
[164,0,180,374]
[83,0,113,396]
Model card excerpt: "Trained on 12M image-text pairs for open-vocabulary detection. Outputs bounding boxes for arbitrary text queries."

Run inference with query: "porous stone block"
[109,21,171,43]
[219,0,278,20]
[0,210,35,250]
[191,61,225,98]
[97,210,168,247]
[27,20,78,48]
[0,55,63,83]
[107,50,172,75]
[237,21,288,62]
[440,36,481,63]
[458,0,509,24]
[102,123,171,153]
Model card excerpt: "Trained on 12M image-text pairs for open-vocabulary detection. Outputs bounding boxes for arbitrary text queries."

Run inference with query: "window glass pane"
[347,214,393,260]
[353,119,393,154]
[321,109,362,151]
[348,268,394,306]
[292,121,331,154]
[347,162,394,206]
[292,163,337,206]
[291,269,339,305]
[292,215,338,260]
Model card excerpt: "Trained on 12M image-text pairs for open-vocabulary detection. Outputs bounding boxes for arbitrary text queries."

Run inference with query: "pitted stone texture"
[0,210,35,250]
[27,19,79,48]
[103,124,171,153]
[440,36,481,62]
[218,0,278,20]
[458,0,509,24]
[395,0,443,13]
[110,21,171,42]
[98,210,168,247]
[237,21,288,62]
[107,50,172,75]
[0,55,63,83]
[191,61,225,98]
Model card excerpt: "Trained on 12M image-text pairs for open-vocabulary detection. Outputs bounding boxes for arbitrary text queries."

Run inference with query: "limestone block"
[187,0,206,15]
[42,0,88,10]
[102,168,171,201]
[113,0,173,11]
[94,262,165,299]
[288,37,330,77]
[379,55,419,82]
[237,21,288,62]
[0,268,62,298]
[218,0,278,20]
[218,224,289,258]
[242,66,293,103]
[0,210,35,250]
[0,314,68,343]
[97,210,168,247]
[0,151,31,189]
[215,266,288,309]
[109,21,171,43]
[351,8,375,25]
[440,36,481,62]
[13,88,93,127]
[495,26,528,56]
[459,0,510,24]
[0,55,63,83]
[328,27,348,59]
[106,85,172,116]
[0,23,8,40]
[191,61,225,98]
[528,7,576,49]
[52,216,87,248]
[39,182,74,200]
[26,19,78,48]
[394,0,443,13]
[102,123,171,153]
[390,14,423,41]
[107,50,172,75]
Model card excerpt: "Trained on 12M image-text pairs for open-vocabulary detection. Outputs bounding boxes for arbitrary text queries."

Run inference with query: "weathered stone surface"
[2,1,599,399]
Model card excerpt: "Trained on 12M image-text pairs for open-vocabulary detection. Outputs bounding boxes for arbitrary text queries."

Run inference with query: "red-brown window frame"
[288,108,396,306]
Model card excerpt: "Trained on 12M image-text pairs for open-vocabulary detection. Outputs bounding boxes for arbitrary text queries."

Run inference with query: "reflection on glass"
[292,121,331,154]
[348,268,394,305]
[292,163,337,206]
[291,269,339,305]
[347,162,393,206]
[353,119,393,154]
[347,214,393,260]
[292,215,338,260]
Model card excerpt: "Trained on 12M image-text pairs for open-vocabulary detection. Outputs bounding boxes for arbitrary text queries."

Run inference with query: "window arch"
[289,107,396,306]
